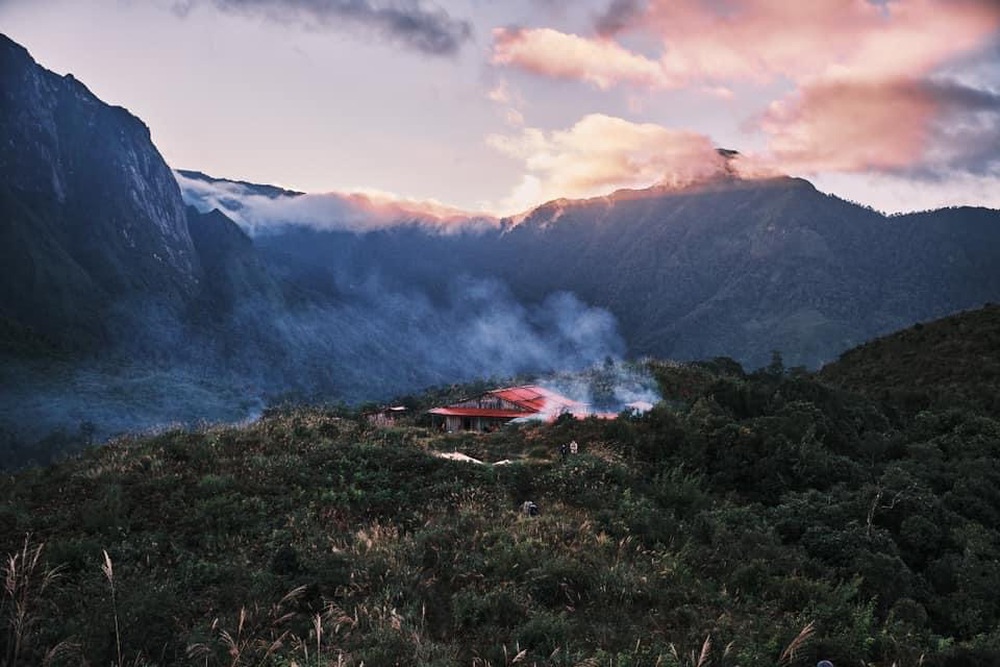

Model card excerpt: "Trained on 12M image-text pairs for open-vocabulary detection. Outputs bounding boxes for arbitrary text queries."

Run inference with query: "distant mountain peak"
[174,169,305,199]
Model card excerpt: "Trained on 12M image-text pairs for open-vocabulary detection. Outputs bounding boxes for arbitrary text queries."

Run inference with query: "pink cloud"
[759,78,935,173]
[489,1,1000,183]
[491,27,674,90]
[759,76,1000,174]
[492,0,1000,88]
[174,171,497,233]
[487,113,735,212]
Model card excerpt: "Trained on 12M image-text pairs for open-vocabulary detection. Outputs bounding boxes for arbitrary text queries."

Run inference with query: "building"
[429,385,593,432]
[364,406,408,427]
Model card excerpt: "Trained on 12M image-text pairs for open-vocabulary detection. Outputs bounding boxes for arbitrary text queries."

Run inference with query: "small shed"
[364,406,408,427]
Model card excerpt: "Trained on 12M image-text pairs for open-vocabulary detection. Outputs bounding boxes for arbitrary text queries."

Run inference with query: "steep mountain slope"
[820,303,1000,417]
[0,34,201,351]
[186,206,287,318]
[494,178,884,364]
[500,181,1000,366]
[223,173,1000,369]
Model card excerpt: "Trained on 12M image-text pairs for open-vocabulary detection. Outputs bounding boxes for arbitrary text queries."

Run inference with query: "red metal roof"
[429,385,586,420]
[428,407,529,418]
[489,385,584,413]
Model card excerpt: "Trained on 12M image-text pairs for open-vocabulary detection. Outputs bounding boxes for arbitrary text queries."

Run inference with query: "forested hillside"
[3,308,1000,665]
[242,175,1000,370]
[821,304,1000,417]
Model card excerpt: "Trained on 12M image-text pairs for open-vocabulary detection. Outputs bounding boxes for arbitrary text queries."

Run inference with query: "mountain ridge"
[820,303,1000,417]
[2,31,1000,459]
[227,169,999,368]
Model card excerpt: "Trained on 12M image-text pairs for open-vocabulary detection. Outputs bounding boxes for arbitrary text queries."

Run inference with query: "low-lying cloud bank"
[175,170,498,235]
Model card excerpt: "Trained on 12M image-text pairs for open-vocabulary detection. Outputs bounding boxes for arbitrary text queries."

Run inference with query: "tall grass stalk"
[778,621,816,665]
[101,549,123,667]
[2,536,64,667]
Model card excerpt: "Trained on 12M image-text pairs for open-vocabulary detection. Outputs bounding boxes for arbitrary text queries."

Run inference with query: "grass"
[2,339,1000,664]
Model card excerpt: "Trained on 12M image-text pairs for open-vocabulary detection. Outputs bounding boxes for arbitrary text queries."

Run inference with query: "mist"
[1,173,630,470]
[0,270,625,468]
[174,170,499,235]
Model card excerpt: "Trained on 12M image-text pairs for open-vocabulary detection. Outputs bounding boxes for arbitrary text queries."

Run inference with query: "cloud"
[491,27,672,90]
[487,79,514,105]
[3,277,627,453]
[172,0,472,56]
[486,78,526,127]
[759,76,1000,176]
[594,0,647,37]
[492,0,1000,87]
[487,113,736,212]
[491,1,1000,186]
[174,171,497,234]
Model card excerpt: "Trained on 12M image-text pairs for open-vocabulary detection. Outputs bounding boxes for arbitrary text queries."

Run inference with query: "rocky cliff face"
[0,34,201,350]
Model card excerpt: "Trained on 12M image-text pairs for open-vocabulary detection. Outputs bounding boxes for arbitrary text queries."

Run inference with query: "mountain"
[3,31,1000,463]
[0,34,202,352]
[494,180,1000,367]
[6,27,996,371]
[186,206,287,319]
[219,173,1000,369]
[0,34,622,462]
[820,303,1000,417]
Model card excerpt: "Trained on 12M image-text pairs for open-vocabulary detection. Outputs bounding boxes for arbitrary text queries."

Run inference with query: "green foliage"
[821,304,1000,419]
[3,349,1000,665]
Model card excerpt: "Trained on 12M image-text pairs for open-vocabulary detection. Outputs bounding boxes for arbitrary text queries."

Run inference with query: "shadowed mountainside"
[820,303,1000,417]
[0,34,201,351]
[224,173,1000,369]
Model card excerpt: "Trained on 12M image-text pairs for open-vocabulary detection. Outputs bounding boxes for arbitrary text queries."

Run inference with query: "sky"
[2,0,999,216]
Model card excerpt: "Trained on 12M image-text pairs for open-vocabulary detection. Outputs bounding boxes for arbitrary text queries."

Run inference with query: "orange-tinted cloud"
[492,0,1000,88]
[491,27,672,89]
[759,77,935,173]
[346,190,498,229]
[649,0,999,82]
[487,113,735,213]
[491,1,1000,183]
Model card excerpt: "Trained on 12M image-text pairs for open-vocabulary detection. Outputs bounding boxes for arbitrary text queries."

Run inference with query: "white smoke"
[540,358,661,417]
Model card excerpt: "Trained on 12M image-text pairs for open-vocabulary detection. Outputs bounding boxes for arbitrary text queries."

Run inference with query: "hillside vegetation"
[821,304,1000,417]
[3,322,1000,666]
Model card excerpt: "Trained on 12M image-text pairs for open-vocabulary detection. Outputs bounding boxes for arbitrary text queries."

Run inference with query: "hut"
[364,405,408,427]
